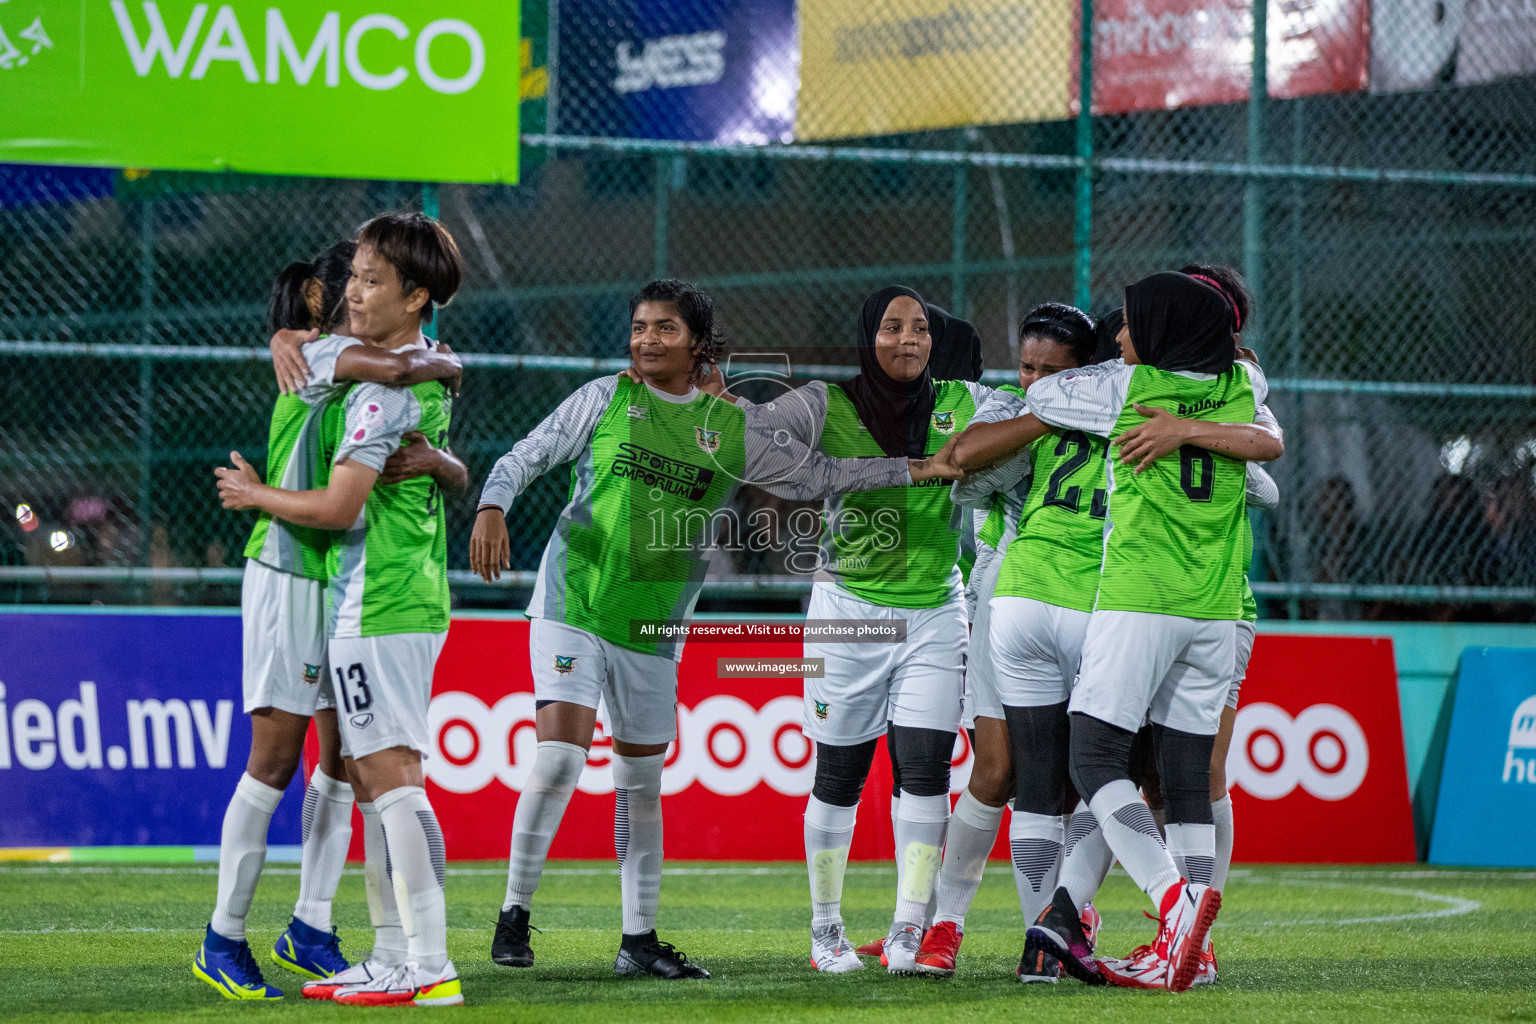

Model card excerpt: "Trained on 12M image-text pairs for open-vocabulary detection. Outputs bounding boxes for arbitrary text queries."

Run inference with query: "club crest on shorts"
[695,426,722,454]
[554,655,577,675]
[931,410,956,434]
[302,664,322,686]
[814,700,829,721]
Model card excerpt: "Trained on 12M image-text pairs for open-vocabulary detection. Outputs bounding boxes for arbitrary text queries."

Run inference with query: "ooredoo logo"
[1502,695,1536,785]
[1227,702,1369,801]
[425,692,815,798]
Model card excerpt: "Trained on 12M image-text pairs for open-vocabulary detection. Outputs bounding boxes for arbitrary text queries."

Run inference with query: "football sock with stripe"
[503,741,587,912]
[359,800,407,967]
[210,772,284,942]
[293,768,354,932]
[1211,794,1234,891]
[613,753,665,937]
[934,788,1005,927]
[1165,822,1217,887]
[376,786,448,975]
[1058,801,1115,912]
[1089,779,1181,910]
[893,792,949,928]
[1008,809,1065,927]
[805,796,858,929]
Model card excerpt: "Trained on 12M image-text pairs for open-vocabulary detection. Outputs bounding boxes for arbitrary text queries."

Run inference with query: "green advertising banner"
[0,1,519,183]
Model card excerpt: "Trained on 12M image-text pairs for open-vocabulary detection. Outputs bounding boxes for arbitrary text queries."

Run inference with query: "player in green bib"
[723,287,993,975]
[198,238,465,1003]
[468,280,962,981]
[921,303,1100,979]
[1001,271,1264,992]
[216,214,469,1007]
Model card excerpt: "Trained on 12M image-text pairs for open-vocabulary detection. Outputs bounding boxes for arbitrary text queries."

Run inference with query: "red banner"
[1225,634,1416,862]
[317,620,1413,864]
[1082,0,1369,115]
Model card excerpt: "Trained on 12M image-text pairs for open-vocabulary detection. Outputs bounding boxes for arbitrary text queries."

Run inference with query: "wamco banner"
[0,1,520,182]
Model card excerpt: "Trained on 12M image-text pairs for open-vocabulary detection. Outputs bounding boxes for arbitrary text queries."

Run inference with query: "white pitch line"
[1246,879,1482,927]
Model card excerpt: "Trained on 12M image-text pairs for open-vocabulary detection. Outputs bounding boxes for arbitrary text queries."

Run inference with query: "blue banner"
[1429,647,1536,867]
[557,0,797,142]
[0,611,302,847]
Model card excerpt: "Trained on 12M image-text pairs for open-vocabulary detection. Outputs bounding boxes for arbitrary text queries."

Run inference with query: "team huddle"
[199,211,1281,1005]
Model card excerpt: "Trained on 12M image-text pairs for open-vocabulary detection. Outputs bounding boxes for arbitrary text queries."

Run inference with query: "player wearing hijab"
[953,271,1277,991]
[197,238,465,1002]
[904,304,1097,978]
[1056,265,1282,989]
[468,279,963,981]
[736,286,992,975]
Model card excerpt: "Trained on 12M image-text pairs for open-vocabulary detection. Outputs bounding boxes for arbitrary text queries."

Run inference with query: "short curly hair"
[629,278,725,385]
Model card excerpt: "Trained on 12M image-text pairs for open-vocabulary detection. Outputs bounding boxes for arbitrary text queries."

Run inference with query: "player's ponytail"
[266,240,357,335]
[265,260,317,333]
[1019,302,1096,368]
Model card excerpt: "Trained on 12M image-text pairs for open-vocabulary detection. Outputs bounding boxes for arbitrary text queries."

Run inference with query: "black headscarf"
[838,285,935,458]
[926,304,984,382]
[1092,306,1125,365]
[1123,272,1236,374]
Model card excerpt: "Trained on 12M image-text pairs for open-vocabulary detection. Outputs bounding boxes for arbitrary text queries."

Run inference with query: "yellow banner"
[796,0,1075,140]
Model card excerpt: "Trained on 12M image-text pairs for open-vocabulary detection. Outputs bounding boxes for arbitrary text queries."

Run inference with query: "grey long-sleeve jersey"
[477,375,913,514]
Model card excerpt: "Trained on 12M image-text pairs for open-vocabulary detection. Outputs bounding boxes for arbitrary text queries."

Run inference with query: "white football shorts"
[1070,609,1236,736]
[529,617,680,746]
[329,631,447,760]
[988,595,1093,710]
[241,559,334,716]
[802,582,967,747]
[1227,619,1258,711]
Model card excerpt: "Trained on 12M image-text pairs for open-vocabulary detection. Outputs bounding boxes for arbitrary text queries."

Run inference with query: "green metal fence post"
[1073,0,1095,311]
[421,183,440,341]
[1243,0,1267,354]
[653,154,671,280]
[951,129,969,314]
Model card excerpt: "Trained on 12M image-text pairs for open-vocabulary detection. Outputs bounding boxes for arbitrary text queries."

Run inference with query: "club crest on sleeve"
[695,426,722,453]
[814,700,830,721]
[554,655,577,675]
[302,664,322,686]
[931,410,956,435]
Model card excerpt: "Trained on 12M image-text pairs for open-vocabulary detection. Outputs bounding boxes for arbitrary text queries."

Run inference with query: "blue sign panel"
[1429,647,1536,866]
[0,612,302,847]
[558,0,797,142]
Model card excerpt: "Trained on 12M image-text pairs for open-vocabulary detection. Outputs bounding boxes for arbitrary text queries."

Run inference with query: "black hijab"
[926,304,984,382]
[1092,306,1125,365]
[838,285,935,458]
[1123,272,1236,374]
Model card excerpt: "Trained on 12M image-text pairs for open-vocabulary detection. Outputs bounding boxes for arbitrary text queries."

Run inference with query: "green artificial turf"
[2,860,1532,1022]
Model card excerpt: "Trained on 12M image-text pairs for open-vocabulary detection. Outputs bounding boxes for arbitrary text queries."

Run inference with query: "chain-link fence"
[3,0,1535,618]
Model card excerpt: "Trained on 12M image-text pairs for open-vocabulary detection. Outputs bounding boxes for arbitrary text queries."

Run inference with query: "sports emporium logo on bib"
[931,411,955,434]
[695,426,722,453]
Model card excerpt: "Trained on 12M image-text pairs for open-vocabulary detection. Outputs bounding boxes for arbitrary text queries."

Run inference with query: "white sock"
[293,769,354,931]
[359,800,407,967]
[1009,809,1065,927]
[1165,822,1216,887]
[210,773,283,941]
[893,792,949,928]
[375,786,448,974]
[1089,780,1181,911]
[613,753,665,936]
[1211,795,1234,891]
[503,741,586,912]
[805,797,858,928]
[934,789,1004,927]
[1058,801,1114,912]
